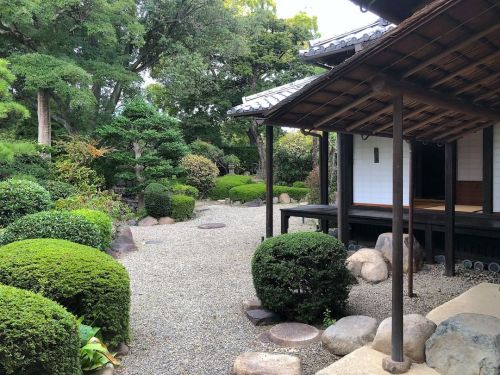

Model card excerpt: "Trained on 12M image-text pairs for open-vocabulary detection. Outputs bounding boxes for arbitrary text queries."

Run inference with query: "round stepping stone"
[268,322,320,348]
[197,222,226,229]
[322,315,378,355]
[232,352,301,375]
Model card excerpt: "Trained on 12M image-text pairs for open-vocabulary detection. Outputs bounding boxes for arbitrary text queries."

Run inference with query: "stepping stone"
[197,223,226,229]
[245,309,280,326]
[144,240,163,245]
[322,315,378,356]
[241,297,262,312]
[138,216,158,226]
[158,217,174,225]
[268,322,320,348]
[232,352,302,375]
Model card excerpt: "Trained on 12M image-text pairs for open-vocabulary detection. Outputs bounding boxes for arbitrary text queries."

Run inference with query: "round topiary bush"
[228,183,266,202]
[208,174,253,200]
[0,179,51,226]
[0,210,101,248]
[0,239,130,347]
[170,183,199,199]
[181,154,219,198]
[0,284,80,375]
[252,232,351,323]
[171,194,195,221]
[71,209,113,250]
[41,180,77,200]
[144,182,172,218]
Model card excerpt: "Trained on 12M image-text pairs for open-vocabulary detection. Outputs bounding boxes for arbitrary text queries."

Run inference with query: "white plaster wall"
[493,125,500,212]
[457,131,482,181]
[353,135,410,205]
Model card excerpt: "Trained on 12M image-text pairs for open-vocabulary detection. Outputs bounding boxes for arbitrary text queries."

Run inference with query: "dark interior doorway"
[415,142,445,200]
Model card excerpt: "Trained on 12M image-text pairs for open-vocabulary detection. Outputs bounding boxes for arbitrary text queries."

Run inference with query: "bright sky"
[276,0,379,39]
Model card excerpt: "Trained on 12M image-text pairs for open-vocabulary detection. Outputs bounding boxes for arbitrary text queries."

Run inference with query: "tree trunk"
[312,136,319,168]
[37,89,51,147]
[133,141,146,209]
[247,121,266,178]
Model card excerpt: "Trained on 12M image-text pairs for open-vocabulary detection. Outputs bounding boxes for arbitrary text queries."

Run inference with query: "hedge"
[169,183,199,199]
[252,232,351,323]
[40,180,77,201]
[0,284,80,375]
[0,179,51,226]
[208,174,253,200]
[0,211,101,249]
[171,195,195,221]
[144,182,172,218]
[71,209,113,250]
[228,183,309,202]
[273,185,309,201]
[0,239,130,347]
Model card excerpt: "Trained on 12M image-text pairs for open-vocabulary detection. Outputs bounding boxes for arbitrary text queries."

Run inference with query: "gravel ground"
[116,203,499,375]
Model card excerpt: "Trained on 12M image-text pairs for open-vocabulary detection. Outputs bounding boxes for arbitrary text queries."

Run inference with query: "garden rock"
[374,233,423,273]
[126,219,138,226]
[244,198,262,207]
[273,197,279,204]
[346,248,388,283]
[232,352,301,375]
[372,314,436,363]
[90,363,114,375]
[322,315,378,356]
[158,217,174,225]
[115,342,130,357]
[245,308,280,326]
[110,226,137,253]
[242,297,262,312]
[268,322,320,348]
[138,216,158,226]
[278,193,291,204]
[425,313,500,375]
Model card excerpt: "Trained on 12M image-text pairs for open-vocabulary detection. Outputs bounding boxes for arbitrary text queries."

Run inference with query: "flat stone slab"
[232,352,302,375]
[197,223,226,229]
[322,315,378,356]
[426,282,500,325]
[315,346,440,375]
[268,322,320,348]
[245,309,280,326]
[241,297,262,313]
[144,240,163,245]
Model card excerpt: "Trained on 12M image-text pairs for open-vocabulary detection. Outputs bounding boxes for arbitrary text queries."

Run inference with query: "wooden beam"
[483,126,494,214]
[433,118,488,141]
[320,131,329,233]
[337,133,351,244]
[446,121,496,143]
[408,141,415,297]
[444,141,456,276]
[265,125,273,238]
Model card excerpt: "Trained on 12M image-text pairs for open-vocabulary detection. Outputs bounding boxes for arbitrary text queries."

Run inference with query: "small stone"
[328,228,338,238]
[90,363,114,375]
[242,297,262,312]
[278,193,291,204]
[126,219,138,226]
[346,248,388,283]
[290,198,297,204]
[110,227,137,253]
[115,342,130,357]
[197,223,226,229]
[245,308,280,326]
[322,315,378,356]
[273,197,279,204]
[217,199,226,203]
[138,216,158,226]
[232,201,242,206]
[268,322,320,348]
[244,198,262,207]
[381,355,412,374]
[232,352,301,375]
[158,217,174,225]
[375,232,423,273]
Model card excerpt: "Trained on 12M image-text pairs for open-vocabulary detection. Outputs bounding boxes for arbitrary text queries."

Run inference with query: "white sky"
[276,0,379,39]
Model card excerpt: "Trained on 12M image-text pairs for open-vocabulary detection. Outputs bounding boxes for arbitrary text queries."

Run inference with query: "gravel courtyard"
[116,203,498,375]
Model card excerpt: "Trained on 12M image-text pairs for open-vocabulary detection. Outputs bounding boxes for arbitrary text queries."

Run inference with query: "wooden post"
[483,126,493,214]
[408,141,415,297]
[320,131,329,233]
[266,125,273,238]
[337,133,350,244]
[445,141,456,276]
[391,95,404,363]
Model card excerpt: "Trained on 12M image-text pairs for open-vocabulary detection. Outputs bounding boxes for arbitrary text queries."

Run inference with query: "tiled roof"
[227,74,324,117]
[299,19,394,61]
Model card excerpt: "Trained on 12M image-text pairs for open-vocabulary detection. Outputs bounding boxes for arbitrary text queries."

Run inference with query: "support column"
[320,131,329,233]
[337,133,351,245]
[266,125,274,238]
[408,141,415,297]
[445,141,456,276]
[483,126,493,214]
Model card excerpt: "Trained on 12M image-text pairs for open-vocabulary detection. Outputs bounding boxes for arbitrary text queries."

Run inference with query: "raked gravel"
[116,202,498,375]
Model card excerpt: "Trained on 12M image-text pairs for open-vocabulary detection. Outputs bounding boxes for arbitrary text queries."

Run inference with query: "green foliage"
[168,183,199,199]
[54,191,132,220]
[181,154,219,198]
[222,145,259,174]
[78,318,120,372]
[292,181,307,188]
[171,194,195,221]
[189,140,224,164]
[273,185,309,201]
[0,153,54,181]
[0,239,130,347]
[228,183,309,202]
[71,209,113,250]
[144,183,173,218]
[208,174,253,200]
[0,284,80,375]
[0,141,36,163]
[0,179,51,226]
[0,211,101,249]
[323,308,336,328]
[55,160,105,192]
[275,132,313,184]
[252,232,351,323]
[40,180,77,200]
[306,167,320,204]
[0,59,29,123]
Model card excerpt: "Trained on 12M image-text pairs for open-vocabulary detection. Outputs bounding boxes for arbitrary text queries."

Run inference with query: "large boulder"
[425,313,500,375]
[374,233,423,273]
[346,248,388,283]
[278,193,291,204]
[232,352,301,375]
[372,314,436,363]
[322,315,378,356]
[138,216,158,226]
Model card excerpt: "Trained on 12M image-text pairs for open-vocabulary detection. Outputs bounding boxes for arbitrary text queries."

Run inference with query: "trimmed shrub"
[252,232,351,323]
[208,174,253,200]
[71,209,113,250]
[144,182,172,218]
[0,179,51,226]
[274,185,309,201]
[0,239,130,347]
[0,211,101,249]
[54,191,132,220]
[171,195,195,221]
[169,183,199,199]
[189,140,224,164]
[181,154,219,197]
[292,181,307,188]
[0,284,80,375]
[228,183,309,203]
[41,180,77,200]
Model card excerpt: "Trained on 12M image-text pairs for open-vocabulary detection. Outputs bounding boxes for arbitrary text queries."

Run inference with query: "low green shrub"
[0,284,80,375]
[208,174,253,200]
[171,195,195,221]
[0,239,130,347]
[181,154,219,197]
[144,182,172,218]
[169,183,199,199]
[252,232,351,323]
[71,209,113,250]
[292,181,307,188]
[273,185,309,201]
[0,211,101,249]
[41,180,78,200]
[0,179,51,226]
[228,183,309,202]
[54,191,132,220]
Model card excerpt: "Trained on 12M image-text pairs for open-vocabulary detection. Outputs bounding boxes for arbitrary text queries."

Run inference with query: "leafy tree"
[0,59,29,124]
[96,97,188,205]
[274,131,313,184]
